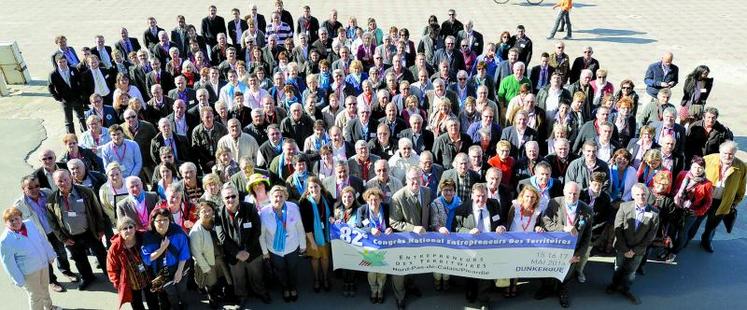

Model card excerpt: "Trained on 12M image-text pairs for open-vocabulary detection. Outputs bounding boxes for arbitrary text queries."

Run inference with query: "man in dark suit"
[33,150,66,191]
[116,176,160,229]
[167,99,200,139]
[398,114,433,155]
[79,55,115,106]
[128,50,151,100]
[145,57,176,93]
[572,108,619,155]
[84,93,119,128]
[200,67,225,104]
[493,48,519,90]
[49,55,85,134]
[171,15,190,57]
[643,52,678,99]
[453,183,506,308]
[247,5,267,36]
[167,76,197,105]
[322,160,364,201]
[441,153,481,202]
[537,182,593,307]
[456,21,484,56]
[344,104,378,143]
[296,5,320,44]
[607,184,659,305]
[90,35,115,69]
[529,53,555,94]
[500,110,538,160]
[115,28,142,58]
[347,140,381,182]
[227,8,249,47]
[569,47,600,84]
[432,118,471,170]
[150,32,176,69]
[145,84,174,125]
[652,108,687,155]
[516,161,564,210]
[143,17,165,49]
[431,36,466,78]
[201,5,227,47]
[509,25,533,66]
[389,167,433,309]
[51,35,81,69]
[418,151,443,197]
[150,118,191,165]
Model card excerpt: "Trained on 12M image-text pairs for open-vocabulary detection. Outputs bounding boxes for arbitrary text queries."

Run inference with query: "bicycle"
[494,0,545,5]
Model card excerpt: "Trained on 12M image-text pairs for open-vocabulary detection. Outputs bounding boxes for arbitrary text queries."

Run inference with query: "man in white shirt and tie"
[82,55,112,105]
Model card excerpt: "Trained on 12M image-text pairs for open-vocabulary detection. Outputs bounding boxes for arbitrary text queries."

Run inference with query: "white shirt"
[259,202,306,256]
[472,206,491,232]
[510,202,540,232]
[91,68,111,96]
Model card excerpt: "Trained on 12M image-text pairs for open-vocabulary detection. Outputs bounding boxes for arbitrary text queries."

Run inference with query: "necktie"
[124,40,131,54]
[61,69,70,86]
[478,209,486,232]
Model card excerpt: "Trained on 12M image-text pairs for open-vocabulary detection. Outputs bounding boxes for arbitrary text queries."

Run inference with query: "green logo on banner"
[359,249,387,267]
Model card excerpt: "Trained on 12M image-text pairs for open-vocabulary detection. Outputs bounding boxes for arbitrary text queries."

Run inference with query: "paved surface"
[1,0,746,309]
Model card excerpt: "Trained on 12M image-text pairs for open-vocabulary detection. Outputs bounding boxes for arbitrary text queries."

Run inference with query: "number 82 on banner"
[338,226,365,247]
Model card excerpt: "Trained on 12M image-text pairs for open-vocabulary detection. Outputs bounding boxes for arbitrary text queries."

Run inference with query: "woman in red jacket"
[670,156,713,261]
[107,217,158,310]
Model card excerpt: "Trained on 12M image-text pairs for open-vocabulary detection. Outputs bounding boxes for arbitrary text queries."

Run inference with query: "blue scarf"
[273,138,284,153]
[530,176,554,196]
[368,205,385,230]
[610,165,627,200]
[272,204,287,252]
[133,191,145,203]
[440,195,462,231]
[309,196,330,246]
[277,153,287,179]
[292,171,308,196]
[313,134,330,151]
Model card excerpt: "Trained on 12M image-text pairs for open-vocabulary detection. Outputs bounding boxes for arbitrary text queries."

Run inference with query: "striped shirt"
[266,22,293,44]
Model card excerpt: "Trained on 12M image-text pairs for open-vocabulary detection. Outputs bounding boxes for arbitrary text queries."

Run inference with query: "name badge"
[520,44,526,48]
[491,214,501,222]
[369,133,376,138]
[700,88,708,93]
[644,212,653,219]
[76,199,84,203]
[67,211,77,217]
[362,219,370,226]
[137,264,146,273]
[243,222,252,229]
[320,222,325,229]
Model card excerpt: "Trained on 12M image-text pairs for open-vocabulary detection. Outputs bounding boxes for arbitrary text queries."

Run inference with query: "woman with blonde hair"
[299,176,335,292]
[356,188,392,303]
[499,187,545,297]
[428,99,455,136]
[637,149,667,188]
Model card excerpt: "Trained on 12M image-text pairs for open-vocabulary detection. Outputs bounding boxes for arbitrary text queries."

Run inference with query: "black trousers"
[130,287,159,310]
[47,232,71,283]
[66,233,107,280]
[61,102,87,134]
[700,199,725,246]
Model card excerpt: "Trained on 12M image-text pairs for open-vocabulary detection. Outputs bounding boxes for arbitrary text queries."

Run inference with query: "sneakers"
[61,270,79,282]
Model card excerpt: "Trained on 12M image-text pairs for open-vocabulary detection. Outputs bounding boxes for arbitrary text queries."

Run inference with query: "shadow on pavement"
[575,28,646,36]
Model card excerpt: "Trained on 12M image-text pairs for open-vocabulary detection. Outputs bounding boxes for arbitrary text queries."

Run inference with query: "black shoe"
[323,278,331,291]
[313,279,321,293]
[259,293,272,304]
[290,290,298,301]
[605,284,617,294]
[622,290,641,305]
[466,290,477,303]
[370,293,377,304]
[700,241,714,253]
[562,36,572,40]
[434,279,442,291]
[282,290,291,302]
[636,266,646,276]
[61,271,80,282]
[559,287,570,308]
[78,277,95,291]
[396,299,406,310]
[377,294,384,304]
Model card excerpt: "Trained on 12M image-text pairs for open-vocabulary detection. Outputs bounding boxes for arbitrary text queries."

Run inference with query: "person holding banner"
[428,179,462,291]
[537,181,592,308]
[299,177,336,292]
[356,188,392,304]
[453,183,505,308]
[389,167,432,310]
[607,183,659,305]
[335,186,361,297]
[259,185,306,302]
[501,186,544,298]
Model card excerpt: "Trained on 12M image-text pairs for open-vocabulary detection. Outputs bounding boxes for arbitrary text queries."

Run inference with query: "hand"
[329,217,336,224]
[184,220,194,229]
[566,226,578,236]
[384,227,393,235]
[413,226,426,234]
[309,242,319,252]
[438,227,450,235]
[534,226,545,233]
[469,228,480,235]
[263,253,270,260]
[64,239,75,246]
[160,238,170,251]
[371,227,381,236]
[624,250,635,258]
[569,256,580,263]
[667,81,675,87]
[495,226,506,233]
[173,270,183,283]
[660,82,669,87]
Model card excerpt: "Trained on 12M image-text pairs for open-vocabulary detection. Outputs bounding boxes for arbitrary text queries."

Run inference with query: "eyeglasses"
[458,78,467,81]
[26,185,40,189]
[621,86,632,89]
[374,57,382,59]
[461,45,468,47]
[224,195,237,200]
[121,225,135,231]
[584,51,593,54]
[42,156,54,161]
[125,115,136,120]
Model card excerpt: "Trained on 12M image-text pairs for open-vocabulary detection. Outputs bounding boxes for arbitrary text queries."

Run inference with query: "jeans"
[549,10,572,38]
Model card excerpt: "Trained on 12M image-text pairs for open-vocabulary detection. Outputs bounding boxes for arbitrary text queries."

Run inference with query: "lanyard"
[369,206,384,230]
[114,143,127,162]
[520,212,533,232]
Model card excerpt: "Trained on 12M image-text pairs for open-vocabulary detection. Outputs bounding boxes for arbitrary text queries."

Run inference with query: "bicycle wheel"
[526,0,545,5]
[494,0,510,4]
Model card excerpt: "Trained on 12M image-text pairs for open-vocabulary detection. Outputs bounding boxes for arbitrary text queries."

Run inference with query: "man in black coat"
[79,55,116,106]
[115,28,142,57]
[227,8,249,48]
[201,5,227,47]
[143,17,165,49]
[150,118,191,165]
[398,114,433,154]
[49,55,86,134]
[216,184,271,304]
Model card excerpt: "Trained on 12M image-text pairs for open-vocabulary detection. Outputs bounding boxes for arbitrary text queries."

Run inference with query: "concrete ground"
[0,0,746,308]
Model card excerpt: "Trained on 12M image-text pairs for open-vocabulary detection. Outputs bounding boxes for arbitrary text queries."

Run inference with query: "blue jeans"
[549,10,572,38]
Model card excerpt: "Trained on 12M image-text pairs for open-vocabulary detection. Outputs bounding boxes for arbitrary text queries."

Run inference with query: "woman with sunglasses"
[107,217,158,310]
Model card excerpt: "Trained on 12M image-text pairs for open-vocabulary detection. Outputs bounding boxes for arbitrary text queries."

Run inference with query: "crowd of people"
[1,1,745,310]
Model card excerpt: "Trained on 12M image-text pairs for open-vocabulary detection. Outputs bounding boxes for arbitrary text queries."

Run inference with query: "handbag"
[724,207,738,234]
